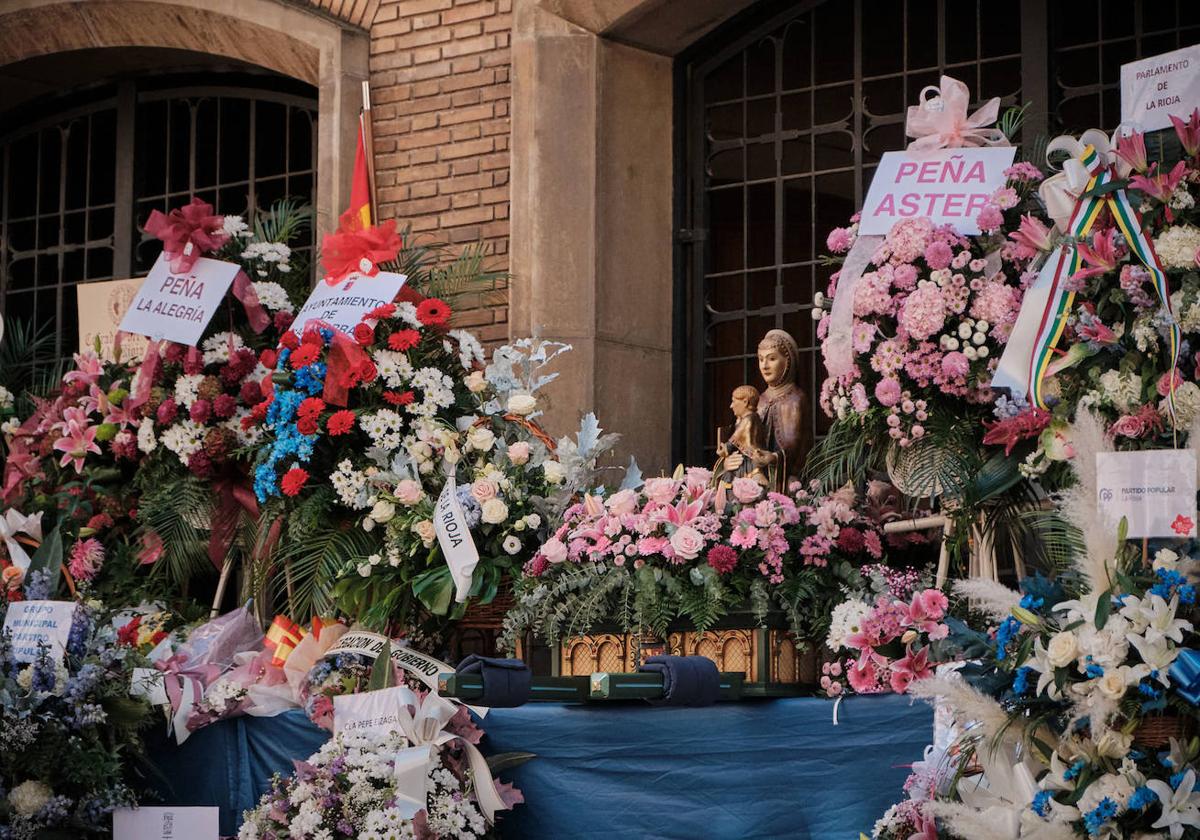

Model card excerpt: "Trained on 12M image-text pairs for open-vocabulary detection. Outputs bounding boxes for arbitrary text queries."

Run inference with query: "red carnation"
[187,450,214,479]
[213,393,238,419]
[327,409,355,436]
[353,323,376,346]
[274,311,295,331]
[706,544,738,575]
[281,467,309,497]
[383,390,416,406]
[296,415,319,435]
[117,615,142,647]
[280,332,299,351]
[240,381,264,405]
[364,303,396,321]
[190,399,212,424]
[358,360,378,383]
[249,395,273,423]
[836,526,865,554]
[416,297,451,327]
[290,344,321,369]
[164,342,186,364]
[388,329,421,352]
[298,396,326,419]
[260,348,278,370]
[156,398,178,425]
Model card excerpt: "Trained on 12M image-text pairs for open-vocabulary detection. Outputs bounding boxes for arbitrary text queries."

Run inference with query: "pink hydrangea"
[1004,161,1042,181]
[923,240,953,270]
[853,272,893,317]
[897,283,946,340]
[885,217,934,264]
[976,204,1004,232]
[891,263,918,290]
[969,279,1020,328]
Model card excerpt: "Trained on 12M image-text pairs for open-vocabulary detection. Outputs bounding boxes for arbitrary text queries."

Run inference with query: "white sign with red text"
[859,146,1017,236]
[1121,44,1200,133]
[291,271,408,337]
[118,254,239,346]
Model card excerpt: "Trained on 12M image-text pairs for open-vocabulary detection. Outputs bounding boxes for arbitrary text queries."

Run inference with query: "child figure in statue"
[713,385,773,489]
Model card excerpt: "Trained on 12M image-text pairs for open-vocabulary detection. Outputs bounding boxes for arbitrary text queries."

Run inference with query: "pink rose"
[643,478,680,505]
[605,488,639,516]
[669,525,705,560]
[541,537,568,564]
[507,441,532,465]
[1157,369,1184,397]
[1110,414,1147,439]
[731,477,762,504]
[394,479,423,505]
[471,479,498,503]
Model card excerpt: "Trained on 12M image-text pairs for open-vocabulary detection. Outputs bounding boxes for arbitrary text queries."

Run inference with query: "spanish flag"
[350,111,373,228]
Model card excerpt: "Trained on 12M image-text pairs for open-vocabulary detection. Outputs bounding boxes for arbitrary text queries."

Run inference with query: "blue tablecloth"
[150,694,931,839]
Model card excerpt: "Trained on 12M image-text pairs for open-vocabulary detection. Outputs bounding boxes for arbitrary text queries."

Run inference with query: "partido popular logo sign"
[859,146,1017,236]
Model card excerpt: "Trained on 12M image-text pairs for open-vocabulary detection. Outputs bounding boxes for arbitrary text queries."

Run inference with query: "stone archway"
[0,0,371,236]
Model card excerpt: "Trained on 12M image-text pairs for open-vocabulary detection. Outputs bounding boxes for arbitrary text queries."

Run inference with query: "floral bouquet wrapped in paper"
[0,594,156,836]
[503,469,885,650]
[239,689,523,840]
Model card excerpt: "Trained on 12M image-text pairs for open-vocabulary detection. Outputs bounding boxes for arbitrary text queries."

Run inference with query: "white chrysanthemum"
[251,281,294,314]
[1155,225,1200,268]
[360,409,404,451]
[226,409,262,447]
[448,329,485,370]
[173,373,204,409]
[202,331,244,365]
[9,779,53,817]
[826,598,871,651]
[160,419,205,461]
[221,215,250,239]
[241,241,293,264]
[394,301,421,328]
[331,459,370,509]
[372,349,414,389]
[0,385,13,410]
[1169,186,1196,211]
[137,416,157,453]
[409,367,455,417]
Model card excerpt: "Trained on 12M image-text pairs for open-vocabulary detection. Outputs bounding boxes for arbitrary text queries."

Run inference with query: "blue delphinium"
[22,569,55,600]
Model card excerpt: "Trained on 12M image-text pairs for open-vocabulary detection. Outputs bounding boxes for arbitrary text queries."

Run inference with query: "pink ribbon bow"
[155,652,223,744]
[905,75,1008,152]
[143,197,230,274]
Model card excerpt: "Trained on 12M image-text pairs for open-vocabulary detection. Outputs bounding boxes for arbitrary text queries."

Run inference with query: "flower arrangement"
[0,596,155,837]
[238,701,522,840]
[982,110,1200,482]
[822,565,950,697]
[502,471,885,651]
[865,411,1200,838]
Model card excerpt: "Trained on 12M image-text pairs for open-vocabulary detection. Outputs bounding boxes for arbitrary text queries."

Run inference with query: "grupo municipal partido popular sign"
[117,253,240,345]
[858,146,1017,236]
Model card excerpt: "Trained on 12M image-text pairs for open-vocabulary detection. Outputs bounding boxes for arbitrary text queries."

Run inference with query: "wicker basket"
[1133,713,1191,749]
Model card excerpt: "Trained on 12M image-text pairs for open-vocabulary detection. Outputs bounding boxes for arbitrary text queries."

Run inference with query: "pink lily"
[889,645,933,693]
[63,351,104,386]
[1171,107,1200,157]
[1008,214,1054,255]
[53,417,101,473]
[1129,161,1188,220]
[907,811,938,840]
[655,496,707,527]
[582,494,605,517]
[1114,130,1149,174]
[1071,229,1119,283]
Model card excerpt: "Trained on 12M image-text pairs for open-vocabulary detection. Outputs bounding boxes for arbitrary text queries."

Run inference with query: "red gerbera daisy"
[364,302,396,321]
[388,329,421,352]
[290,344,321,369]
[296,415,319,435]
[383,390,416,406]
[280,332,299,351]
[298,396,326,419]
[281,467,310,497]
[416,297,451,327]
[327,409,355,436]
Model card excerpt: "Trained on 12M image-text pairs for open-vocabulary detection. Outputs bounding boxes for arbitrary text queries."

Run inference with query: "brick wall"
[367,0,512,344]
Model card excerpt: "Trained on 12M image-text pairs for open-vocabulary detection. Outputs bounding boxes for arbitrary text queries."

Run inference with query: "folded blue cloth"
[637,655,720,706]
[456,654,532,707]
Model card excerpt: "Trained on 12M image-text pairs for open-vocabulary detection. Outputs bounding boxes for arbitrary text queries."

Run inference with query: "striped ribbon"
[1028,145,1181,419]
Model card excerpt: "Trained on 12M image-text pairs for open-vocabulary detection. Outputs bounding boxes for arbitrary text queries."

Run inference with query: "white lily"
[1127,633,1180,685]
[1146,768,1200,839]
[1054,592,1101,626]
[1120,593,1191,646]
[1025,639,1065,699]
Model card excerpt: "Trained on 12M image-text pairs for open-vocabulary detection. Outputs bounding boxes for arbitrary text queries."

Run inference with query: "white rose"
[1046,631,1079,668]
[1095,729,1132,759]
[1096,671,1127,701]
[370,500,396,524]
[467,426,496,452]
[1153,549,1180,572]
[413,519,436,547]
[357,563,372,577]
[9,780,53,817]
[362,516,376,533]
[465,370,487,393]
[542,460,566,485]
[507,441,532,465]
[525,513,542,529]
[481,498,509,525]
[507,394,537,416]
[503,535,522,555]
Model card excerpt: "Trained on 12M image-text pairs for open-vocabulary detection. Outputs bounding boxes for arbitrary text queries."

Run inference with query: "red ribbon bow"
[321,208,402,285]
[143,197,230,274]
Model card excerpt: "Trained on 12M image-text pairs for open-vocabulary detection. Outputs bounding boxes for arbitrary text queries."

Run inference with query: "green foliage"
[383,227,506,312]
[0,316,67,416]
[134,462,215,589]
[804,416,882,491]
